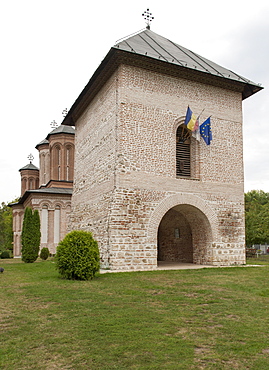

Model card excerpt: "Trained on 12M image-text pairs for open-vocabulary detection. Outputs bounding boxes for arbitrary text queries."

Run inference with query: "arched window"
[41,205,48,244]
[64,144,74,181]
[41,153,46,185]
[54,205,61,244]
[56,146,61,180]
[66,146,70,181]
[176,125,191,177]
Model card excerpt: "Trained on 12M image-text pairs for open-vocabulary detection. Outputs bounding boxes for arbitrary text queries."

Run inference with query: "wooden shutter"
[176,125,191,177]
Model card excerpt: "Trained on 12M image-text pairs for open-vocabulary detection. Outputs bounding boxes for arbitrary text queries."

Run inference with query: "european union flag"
[200,117,212,145]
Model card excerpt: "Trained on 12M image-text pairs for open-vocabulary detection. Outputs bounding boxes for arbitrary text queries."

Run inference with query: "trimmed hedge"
[55,230,100,280]
[1,250,10,259]
[40,247,50,260]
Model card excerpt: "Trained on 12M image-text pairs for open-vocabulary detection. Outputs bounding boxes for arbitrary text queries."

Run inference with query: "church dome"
[46,125,75,139]
[19,162,39,172]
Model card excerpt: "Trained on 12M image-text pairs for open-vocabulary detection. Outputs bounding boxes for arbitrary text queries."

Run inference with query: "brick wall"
[70,63,246,270]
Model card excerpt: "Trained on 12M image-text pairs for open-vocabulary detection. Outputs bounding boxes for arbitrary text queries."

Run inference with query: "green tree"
[245,190,269,246]
[0,201,13,253]
[21,207,40,263]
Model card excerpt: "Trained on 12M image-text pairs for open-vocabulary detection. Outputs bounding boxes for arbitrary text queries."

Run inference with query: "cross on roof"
[27,153,34,163]
[50,120,58,129]
[62,108,68,117]
[142,9,154,29]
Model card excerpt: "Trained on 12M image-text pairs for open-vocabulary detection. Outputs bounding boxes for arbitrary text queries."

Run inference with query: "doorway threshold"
[157,261,213,270]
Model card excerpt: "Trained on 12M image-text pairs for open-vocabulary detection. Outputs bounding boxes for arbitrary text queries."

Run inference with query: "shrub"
[55,230,100,280]
[21,207,41,263]
[40,247,50,260]
[1,250,10,259]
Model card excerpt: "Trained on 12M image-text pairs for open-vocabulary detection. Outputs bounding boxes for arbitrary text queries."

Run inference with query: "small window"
[176,125,191,177]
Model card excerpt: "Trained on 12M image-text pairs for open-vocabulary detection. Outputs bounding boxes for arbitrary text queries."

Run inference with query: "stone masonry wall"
[70,72,119,266]
[71,62,246,269]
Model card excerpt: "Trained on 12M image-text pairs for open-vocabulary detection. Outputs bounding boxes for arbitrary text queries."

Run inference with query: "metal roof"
[35,138,49,148]
[62,29,263,126]
[35,125,75,149]
[114,29,261,88]
[27,187,73,195]
[19,163,39,171]
[46,124,75,139]
[12,187,73,206]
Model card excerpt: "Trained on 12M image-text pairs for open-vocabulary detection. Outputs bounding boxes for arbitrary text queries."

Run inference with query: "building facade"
[61,29,262,270]
[11,29,262,268]
[11,125,75,256]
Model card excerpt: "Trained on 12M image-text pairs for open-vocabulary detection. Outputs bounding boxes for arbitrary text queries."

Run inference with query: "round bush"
[40,247,50,260]
[1,250,10,259]
[55,230,100,280]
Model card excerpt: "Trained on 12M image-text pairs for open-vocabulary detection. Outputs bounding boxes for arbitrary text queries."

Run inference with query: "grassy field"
[1,258,269,369]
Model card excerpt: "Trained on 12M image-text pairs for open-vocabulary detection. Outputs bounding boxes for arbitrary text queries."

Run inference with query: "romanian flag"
[193,116,200,140]
[193,116,199,132]
[200,117,212,145]
[184,106,197,131]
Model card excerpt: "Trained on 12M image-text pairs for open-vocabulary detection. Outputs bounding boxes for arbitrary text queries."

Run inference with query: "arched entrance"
[157,203,213,265]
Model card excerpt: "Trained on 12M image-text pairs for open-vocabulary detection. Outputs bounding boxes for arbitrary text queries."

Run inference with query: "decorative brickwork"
[70,59,247,270]
[11,125,75,257]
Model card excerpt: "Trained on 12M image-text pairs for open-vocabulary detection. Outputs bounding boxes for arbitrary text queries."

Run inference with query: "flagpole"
[197,108,205,119]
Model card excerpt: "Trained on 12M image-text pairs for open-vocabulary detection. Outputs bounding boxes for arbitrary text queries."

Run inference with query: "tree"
[21,207,41,263]
[245,190,269,246]
[0,201,13,253]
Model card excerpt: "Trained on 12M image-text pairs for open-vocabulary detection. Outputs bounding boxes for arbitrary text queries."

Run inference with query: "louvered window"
[176,125,191,177]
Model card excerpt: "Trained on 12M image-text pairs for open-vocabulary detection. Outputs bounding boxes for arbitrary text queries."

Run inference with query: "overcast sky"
[1,0,268,203]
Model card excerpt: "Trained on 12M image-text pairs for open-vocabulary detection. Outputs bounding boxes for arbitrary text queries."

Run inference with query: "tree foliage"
[245,190,269,246]
[40,247,50,260]
[21,207,41,263]
[56,230,100,280]
[0,201,13,252]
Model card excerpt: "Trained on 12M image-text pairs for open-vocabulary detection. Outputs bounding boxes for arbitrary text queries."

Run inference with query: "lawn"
[1,258,269,369]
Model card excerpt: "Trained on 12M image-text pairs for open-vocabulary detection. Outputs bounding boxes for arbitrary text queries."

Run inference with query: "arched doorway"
[157,204,213,264]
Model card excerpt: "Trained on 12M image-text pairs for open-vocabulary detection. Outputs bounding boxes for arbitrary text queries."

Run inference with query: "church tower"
[62,28,262,270]
[19,156,39,196]
[11,125,75,257]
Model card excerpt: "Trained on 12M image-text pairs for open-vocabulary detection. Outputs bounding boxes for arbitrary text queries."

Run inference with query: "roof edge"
[61,30,263,126]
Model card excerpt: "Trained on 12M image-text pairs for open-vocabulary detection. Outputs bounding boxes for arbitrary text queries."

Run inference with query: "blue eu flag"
[200,117,212,145]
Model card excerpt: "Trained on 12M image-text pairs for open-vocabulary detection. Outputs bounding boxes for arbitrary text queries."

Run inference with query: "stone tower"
[62,29,262,270]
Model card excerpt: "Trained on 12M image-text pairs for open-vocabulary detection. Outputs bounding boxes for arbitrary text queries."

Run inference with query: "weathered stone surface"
[71,63,246,270]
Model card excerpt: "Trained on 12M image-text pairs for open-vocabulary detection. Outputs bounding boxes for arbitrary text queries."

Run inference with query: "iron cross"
[142,9,154,29]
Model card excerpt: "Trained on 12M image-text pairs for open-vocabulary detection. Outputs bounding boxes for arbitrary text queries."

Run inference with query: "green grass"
[246,254,269,265]
[1,259,269,369]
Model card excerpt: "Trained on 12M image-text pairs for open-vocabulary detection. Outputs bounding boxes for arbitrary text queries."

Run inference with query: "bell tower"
[19,154,39,196]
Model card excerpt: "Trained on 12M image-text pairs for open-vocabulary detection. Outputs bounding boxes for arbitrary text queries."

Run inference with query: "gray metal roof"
[114,29,260,88]
[62,28,262,126]
[19,163,39,171]
[46,124,75,139]
[12,187,73,206]
[35,138,49,148]
[28,187,73,195]
[35,125,75,149]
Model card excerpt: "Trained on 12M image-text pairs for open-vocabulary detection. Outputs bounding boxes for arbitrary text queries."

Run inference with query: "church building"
[11,25,262,269]
[11,125,75,256]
